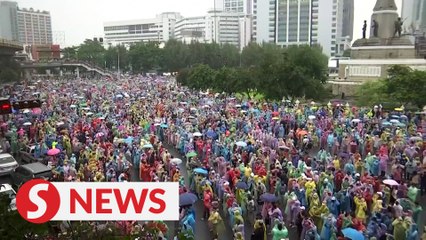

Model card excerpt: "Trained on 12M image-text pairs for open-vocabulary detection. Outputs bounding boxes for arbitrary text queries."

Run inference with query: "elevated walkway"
[20,60,113,77]
[0,39,23,56]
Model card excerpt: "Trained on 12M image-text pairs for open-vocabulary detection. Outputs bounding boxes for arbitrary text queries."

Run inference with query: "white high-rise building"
[0,1,19,41]
[401,0,426,34]
[103,12,182,45]
[253,0,353,57]
[174,16,207,43]
[174,10,251,51]
[206,10,252,50]
[17,7,53,45]
[252,0,276,43]
[214,0,252,14]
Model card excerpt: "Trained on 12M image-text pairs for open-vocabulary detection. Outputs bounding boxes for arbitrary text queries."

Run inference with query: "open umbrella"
[142,144,153,149]
[170,158,182,165]
[47,148,61,156]
[279,145,290,150]
[193,132,202,137]
[186,151,197,158]
[23,122,32,126]
[390,119,400,124]
[351,119,361,123]
[383,179,399,186]
[236,181,248,190]
[342,228,364,240]
[236,141,247,147]
[23,109,30,114]
[160,123,168,128]
[193,168,208,175]
[179,192,198,206]
[260,193,278,202]
[410,136,422,142]
[308,115,316,120]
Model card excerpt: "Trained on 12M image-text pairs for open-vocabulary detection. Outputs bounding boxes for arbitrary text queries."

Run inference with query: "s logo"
[16,179,60,224]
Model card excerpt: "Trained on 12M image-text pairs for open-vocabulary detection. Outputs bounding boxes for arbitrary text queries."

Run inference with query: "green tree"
[384,65,426,108]
[76,39,106,66]
[129,42,162,73]
[356,79,388,106]
[62,46,78,60]
[161,39,189,72]
[241,42,264,67]
[0,194,50,239]
[187,64,216,90]
[105,45,129,71]
[214,67,239,93]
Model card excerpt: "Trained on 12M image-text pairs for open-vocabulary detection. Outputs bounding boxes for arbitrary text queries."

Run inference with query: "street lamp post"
[117,48,120,80]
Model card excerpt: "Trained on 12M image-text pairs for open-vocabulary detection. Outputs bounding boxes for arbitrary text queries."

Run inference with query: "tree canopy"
[356,65,426,108]
[176,43,330,101]
[64,39,330,100]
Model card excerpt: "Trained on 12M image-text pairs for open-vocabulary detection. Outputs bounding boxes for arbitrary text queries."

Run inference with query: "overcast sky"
[14,0,402,47]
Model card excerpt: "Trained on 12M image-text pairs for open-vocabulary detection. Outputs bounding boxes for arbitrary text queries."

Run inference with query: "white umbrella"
[142,144,153,149]
[390,119,400,124]
[235,104,242,108]
[70,105,77,108]
[56,121,65,126]
[241,110,247,113]
[351,119,361,123]
[85,112,94,116]
[98,117,105,120]
[236,141,247,147]
[23,122,32,126]
[116,94,123,98]
[202,105,210,108]
[190,107,197,111]
[180,102,187,105]
[154,123,161,126]
[308,115,316,120]
[383,179,399,186]
[82,107,90,111]
[279,145,290,150]
[193,132,203,137]
[170,158,182,165]
[23,109,30,114]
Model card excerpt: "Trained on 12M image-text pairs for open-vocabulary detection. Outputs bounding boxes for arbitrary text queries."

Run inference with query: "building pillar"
[76,67,80,78]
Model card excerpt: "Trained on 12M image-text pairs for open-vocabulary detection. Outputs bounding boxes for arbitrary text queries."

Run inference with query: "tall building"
[206,10,251,50]
[17,7,53,45]
[276,0,312,46]
[253,0,353,57]
[214,0,252,14]
[0,1,19,41]
[174,16,207,43]
[103,12,182,45]
[252,0,276,43]
[401,0,426,34]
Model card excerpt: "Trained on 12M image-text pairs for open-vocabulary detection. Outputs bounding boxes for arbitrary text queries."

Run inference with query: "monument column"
[370,0,399,39]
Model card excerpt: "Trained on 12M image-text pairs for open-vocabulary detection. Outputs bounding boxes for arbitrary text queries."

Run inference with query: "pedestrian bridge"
[0,39,23,56]
[20,60,113,77]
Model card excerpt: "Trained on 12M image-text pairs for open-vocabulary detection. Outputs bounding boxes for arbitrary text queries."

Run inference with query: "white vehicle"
[0,153,18,176]
[0,184,16,211]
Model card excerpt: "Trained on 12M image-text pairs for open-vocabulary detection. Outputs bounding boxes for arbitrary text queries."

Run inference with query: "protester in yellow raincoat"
[305,178,316,202]
[354,195,367,223]
[372,192,383,214]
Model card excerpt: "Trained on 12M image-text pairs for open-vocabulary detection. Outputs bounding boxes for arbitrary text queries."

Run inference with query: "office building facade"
[276,0,312,46]
[214,0,252,14]
[401,0,425,34]
[17,8,53,45]
[103,12,183,45]
[252,0,276,43]
[0,1,19,41]
[174,16,207,43]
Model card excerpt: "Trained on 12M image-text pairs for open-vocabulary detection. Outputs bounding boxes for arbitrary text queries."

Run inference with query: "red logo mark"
[16,179,60,224]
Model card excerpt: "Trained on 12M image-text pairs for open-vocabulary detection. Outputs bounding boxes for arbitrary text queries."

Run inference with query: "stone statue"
[372,20,379,37]
[394,17,403,37]
[373,0,397,11]
[362,20,367,39]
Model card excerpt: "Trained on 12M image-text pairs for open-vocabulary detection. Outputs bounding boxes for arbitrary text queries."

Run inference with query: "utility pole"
[117,47,120,80]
